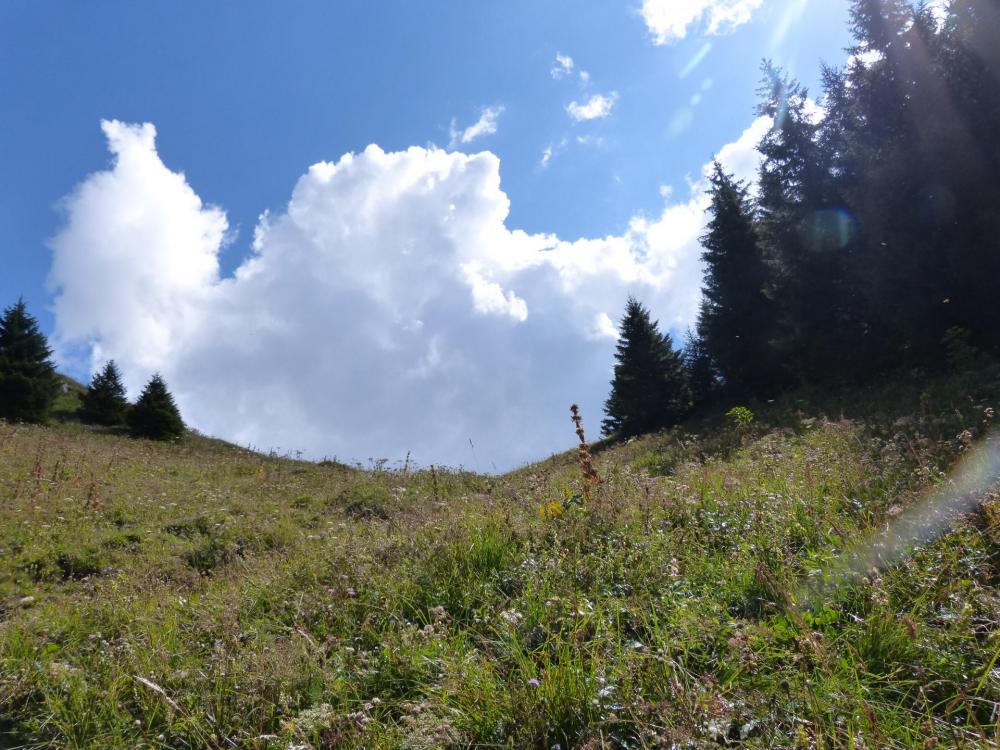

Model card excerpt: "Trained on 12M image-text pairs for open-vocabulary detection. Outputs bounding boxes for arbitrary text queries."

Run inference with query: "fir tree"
[602,297,691,438]
[697,162,780,399]
[80,360,128,427]
[0,298,59,423]
[127,374,184,440]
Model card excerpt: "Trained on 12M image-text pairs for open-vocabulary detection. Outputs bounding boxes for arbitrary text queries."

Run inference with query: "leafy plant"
[725,405,755,432]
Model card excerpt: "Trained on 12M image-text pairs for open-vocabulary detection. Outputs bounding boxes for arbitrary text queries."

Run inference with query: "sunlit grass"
[3,366,1000,747]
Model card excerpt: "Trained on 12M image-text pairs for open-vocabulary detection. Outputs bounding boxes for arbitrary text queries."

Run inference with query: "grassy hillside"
[50,375,86,423]
[2,368,1000,748]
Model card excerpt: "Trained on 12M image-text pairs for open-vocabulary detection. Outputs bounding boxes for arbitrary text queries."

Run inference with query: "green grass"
[50,375,86,423]
[3,366,1000,748]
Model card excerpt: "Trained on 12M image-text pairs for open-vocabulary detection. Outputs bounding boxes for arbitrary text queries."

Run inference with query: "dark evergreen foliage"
[602,297,691,437]
[80,360,128,427]
[0,299,59,423]
[755,63,864,383]
[127,374,184,441]
[681,329,718,410]
[829,0,1000,363]
[670,0,1000,425]
[697,163,781,398]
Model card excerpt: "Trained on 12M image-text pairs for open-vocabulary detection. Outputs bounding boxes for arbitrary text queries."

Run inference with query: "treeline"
[605,0,1000,437]
[0,299,184,440]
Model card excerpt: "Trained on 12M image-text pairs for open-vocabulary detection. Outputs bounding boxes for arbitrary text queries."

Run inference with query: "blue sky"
[1,1,854,468]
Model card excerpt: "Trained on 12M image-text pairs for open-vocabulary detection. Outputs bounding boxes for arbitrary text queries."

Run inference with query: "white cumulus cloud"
[48,120,228,375]
[551,53,575,78]
[641,0,764,45]
[551,53,591,84]
[48,117,768,470]
[449,106,504,149]
[566,92,619,122]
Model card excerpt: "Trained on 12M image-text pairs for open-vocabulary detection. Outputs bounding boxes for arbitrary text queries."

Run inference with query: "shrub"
[725,405,755,432]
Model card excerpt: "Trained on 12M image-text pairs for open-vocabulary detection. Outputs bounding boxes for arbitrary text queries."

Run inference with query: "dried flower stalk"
[570,404,601,498]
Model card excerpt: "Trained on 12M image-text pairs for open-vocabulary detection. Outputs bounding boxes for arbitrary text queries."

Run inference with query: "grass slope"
[2,367,1000,748]
[50,376,86,423]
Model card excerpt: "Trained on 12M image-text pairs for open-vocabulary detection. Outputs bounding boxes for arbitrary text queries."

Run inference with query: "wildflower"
[429,605,449,623]
[500,609,523,626]
[528,678,541,687]
[539,500,564,520]
[346,587,357,597]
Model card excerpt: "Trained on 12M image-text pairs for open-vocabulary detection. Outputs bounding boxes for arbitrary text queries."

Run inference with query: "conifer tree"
[681,329,718,411]
[0,298,59,423]
[602,297,691,437]
[127,374,184,440]
[80,360,128,427]
[836,0,993,363]
[755,63,861,382]
[936,0,1000,353]
[697,163,780,399]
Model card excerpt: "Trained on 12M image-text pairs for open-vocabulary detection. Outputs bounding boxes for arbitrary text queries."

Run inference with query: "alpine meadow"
[3,1,1000,748]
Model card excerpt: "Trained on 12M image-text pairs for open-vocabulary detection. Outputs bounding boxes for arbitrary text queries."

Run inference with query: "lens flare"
[801,208,857,251]
[770,0,810,49]
[801,431,1000,607]
[679,42,712,79]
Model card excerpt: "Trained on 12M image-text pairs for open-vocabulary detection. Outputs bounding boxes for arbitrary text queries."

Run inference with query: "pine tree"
[602,297,691,438]
[80,360,129,427]
[697,163,781,399]
[0,298,59,423]
[127,374,184,440]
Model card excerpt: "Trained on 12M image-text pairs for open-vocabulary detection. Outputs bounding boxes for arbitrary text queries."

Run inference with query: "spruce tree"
[697,163,780,399]
[0,298,59,423]
[127,374,184,440]
[80,360,128,427]
[681,329,718,411]
[755,63,861,383]
[602,297,691,438]
[837,0,990,363]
